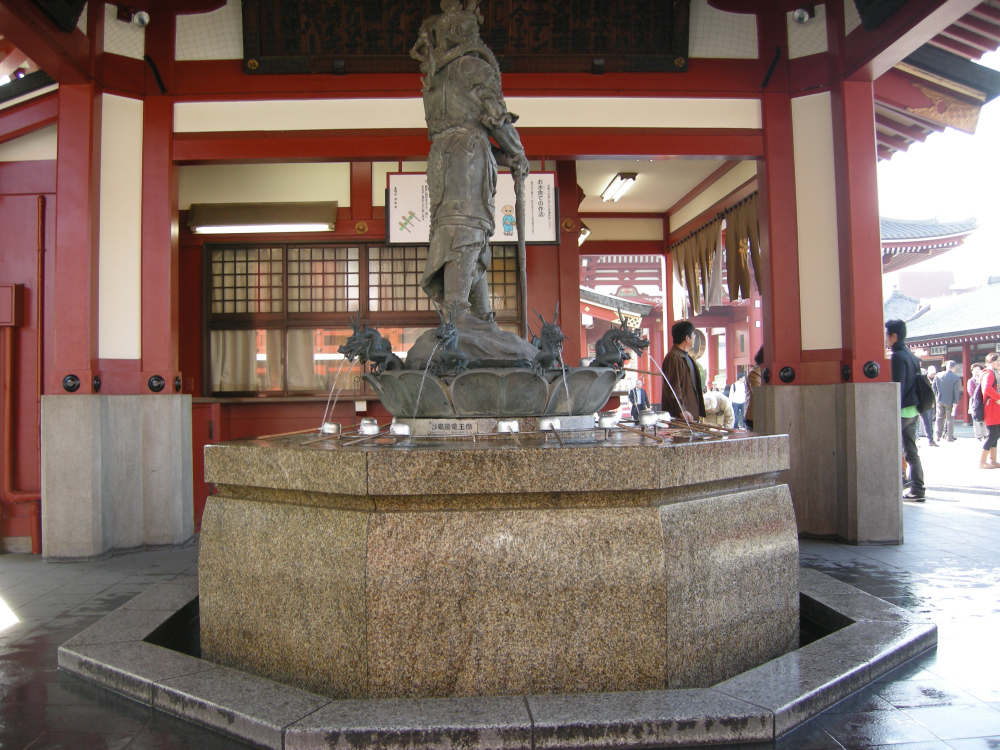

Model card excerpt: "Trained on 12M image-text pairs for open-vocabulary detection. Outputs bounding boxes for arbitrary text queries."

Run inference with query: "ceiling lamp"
[600,173,637,203]
[578,222,592,246]
[187,202,337,234]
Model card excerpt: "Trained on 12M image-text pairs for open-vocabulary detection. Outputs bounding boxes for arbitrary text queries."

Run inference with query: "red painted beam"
[971,2,1000,23]
[170,59,767,99]
[0,0,90,84]
[941,21,1000,49]
[953,13,1000,41]
[0,160,55,193]
[877,130,912,151]
[929,32,985,57]
[0,92,56,145]
[665,160,742,220]
[173,128,765,163]
[875,113,929,142]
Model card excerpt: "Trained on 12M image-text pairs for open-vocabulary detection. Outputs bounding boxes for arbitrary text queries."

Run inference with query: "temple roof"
[881,217,978,241]
[881,217,977,274]
[883,290,923,322]
[903,280,1000,342]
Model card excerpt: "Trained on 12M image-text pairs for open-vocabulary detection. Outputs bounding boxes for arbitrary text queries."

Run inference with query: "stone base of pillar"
[755,382,903,545]
[41,395,194,561]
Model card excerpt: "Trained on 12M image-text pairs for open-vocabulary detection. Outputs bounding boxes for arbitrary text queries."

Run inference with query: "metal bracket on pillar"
[62,375,80,392]
[778,366,795,384]
[841,364,851,381]
[148,375,165,393]
[863,361,880,379]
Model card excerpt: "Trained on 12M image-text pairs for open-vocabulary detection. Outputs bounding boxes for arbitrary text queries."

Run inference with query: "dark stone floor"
[0,431,998,749]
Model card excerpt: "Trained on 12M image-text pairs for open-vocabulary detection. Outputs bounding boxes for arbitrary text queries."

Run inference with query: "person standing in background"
[744,347,764,431]
[886,319,925,501]
[933,361,962,443]
[730,375,747,429]
[921,365,938,447]
[629,379,650,421]
[969,363,986,440]
[979,353,1000,469]
[703,391,736,429]
[661,321,706,423]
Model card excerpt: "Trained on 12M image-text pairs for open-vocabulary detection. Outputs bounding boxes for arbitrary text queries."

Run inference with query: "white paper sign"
[386,172,558,245]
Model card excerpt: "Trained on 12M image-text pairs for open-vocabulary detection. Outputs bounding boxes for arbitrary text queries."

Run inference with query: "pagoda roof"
[903,280,1000,342]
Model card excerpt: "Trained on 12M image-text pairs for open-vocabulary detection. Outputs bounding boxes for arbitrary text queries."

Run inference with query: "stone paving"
[0,428,998,749]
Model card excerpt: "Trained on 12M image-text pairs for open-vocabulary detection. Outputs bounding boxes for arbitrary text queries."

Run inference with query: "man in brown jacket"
[661,320,706,422]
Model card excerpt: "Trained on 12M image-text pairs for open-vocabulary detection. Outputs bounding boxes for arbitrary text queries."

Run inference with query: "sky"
[879,50,1000,298]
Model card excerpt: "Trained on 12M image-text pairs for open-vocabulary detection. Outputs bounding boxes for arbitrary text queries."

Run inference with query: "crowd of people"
[886,318,1000,503]
[626,318,997,507]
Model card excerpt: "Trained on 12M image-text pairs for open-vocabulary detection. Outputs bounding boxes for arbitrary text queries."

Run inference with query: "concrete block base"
[754,382,903,544]
[41,395,194,561]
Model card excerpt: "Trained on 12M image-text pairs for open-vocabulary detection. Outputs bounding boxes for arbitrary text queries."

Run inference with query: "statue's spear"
[513,168,528,339]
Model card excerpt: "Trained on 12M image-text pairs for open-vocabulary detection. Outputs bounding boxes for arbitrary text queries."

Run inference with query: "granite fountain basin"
[189,430,804,702]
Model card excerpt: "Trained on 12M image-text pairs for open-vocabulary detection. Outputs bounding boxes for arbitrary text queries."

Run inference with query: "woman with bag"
[979,353,1000,469]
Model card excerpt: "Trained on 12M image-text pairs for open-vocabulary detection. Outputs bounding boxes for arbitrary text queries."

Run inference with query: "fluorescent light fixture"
[193,224,332,234]
[600,173,637,203]
[187,202,337,235]
[578,222,592,246]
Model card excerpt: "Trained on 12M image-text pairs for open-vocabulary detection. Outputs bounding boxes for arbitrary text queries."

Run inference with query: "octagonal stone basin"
[362,366,620,418]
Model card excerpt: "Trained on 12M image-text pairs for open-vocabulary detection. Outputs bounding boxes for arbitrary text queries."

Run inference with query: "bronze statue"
[411,0,529,329]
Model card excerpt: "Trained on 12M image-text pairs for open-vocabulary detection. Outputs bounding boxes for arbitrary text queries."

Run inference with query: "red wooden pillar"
[140,96,180,391]
[555,161,582,365]
[832,80,890,383]
[757,93,801,379]
[707,331,719,386]
[351,162,373,221]
[50,83,101,395]
[725,326,736,385]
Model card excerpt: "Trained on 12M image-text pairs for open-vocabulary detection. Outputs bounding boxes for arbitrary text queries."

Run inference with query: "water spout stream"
[319,357,350,429]
[649,358,692,431]
[413,341,442,419]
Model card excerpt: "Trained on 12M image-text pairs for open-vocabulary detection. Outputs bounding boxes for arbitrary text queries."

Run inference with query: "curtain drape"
[669,192,760,314]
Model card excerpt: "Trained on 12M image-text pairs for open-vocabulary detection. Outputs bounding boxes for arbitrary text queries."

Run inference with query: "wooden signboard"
[243,0,689,75]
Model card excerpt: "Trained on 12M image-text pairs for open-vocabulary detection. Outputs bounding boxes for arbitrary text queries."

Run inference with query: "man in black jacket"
[886,319,925,501]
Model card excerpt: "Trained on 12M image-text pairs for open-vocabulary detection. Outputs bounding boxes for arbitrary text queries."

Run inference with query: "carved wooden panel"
[243,0,689,74]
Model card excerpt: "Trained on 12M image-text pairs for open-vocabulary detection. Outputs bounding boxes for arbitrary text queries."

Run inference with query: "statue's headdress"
[411,0,501,81]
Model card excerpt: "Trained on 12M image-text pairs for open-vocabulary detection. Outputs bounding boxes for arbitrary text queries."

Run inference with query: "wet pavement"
[0,427,998,749]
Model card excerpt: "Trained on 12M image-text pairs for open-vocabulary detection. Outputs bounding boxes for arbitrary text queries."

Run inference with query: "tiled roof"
[883,290,922,322]
[881,217,977,242]
[905,281,1000,340]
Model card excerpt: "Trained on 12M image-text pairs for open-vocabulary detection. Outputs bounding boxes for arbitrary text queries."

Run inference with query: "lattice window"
[210,248,284,314]
[488,246,519,314]
[368,246,432,312]
[287,247,360,313]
